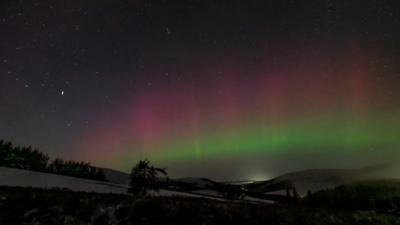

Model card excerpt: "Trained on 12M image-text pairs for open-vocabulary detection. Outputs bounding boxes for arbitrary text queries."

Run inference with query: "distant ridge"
[99,164,396,196]
[100,168,129,185]
[246,164,394,196]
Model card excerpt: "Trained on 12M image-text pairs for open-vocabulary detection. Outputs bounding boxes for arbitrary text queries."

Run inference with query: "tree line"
[0,140,107,181]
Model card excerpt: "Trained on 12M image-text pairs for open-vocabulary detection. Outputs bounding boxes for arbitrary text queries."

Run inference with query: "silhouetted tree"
[94,168,107,181]
[128,159,167,196]
[0,140,13,166]
[48,158,64,173]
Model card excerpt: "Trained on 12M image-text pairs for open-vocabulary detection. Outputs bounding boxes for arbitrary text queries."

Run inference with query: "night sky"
[1,0,400,180]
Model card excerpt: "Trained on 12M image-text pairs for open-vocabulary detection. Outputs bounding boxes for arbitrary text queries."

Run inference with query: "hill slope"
[101,167,130,184]
[246,165,393,196]
[0,167,128,194]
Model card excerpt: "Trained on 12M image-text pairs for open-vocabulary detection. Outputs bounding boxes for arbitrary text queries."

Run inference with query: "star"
[61,90,65,96]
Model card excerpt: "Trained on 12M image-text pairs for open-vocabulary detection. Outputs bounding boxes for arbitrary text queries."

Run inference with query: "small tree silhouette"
[128,159,167,196]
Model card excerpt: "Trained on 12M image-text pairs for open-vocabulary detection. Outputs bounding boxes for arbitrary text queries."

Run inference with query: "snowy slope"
[0,167,128,194]
[0,167,233,201]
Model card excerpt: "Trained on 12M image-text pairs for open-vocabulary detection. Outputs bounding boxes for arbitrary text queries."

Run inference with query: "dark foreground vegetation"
[1,186,400,225]
[0,140,106,181]
[304,179,400,216]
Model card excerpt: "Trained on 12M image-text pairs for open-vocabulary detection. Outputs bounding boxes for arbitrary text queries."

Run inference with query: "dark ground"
[1,186,400,225]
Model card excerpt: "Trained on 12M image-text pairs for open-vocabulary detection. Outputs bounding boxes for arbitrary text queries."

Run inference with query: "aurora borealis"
[77,45,400,177]
[1,0,400,180]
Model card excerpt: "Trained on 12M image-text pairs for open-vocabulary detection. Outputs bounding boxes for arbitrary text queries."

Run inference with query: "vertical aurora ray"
[76,47,400,172]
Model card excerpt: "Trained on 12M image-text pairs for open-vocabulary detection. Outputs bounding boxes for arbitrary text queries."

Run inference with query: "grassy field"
[1,186,400,225]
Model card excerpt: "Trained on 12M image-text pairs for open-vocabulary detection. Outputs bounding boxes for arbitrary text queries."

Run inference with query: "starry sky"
[1,0,400,180]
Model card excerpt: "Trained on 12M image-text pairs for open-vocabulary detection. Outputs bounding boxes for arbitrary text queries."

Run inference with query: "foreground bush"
[1,186,400,225]
[304,179,400,216]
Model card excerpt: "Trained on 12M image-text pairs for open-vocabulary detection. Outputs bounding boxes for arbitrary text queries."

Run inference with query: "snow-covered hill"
[0,167,128,194]
[0,167,232,201]
[3,165,394,202]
